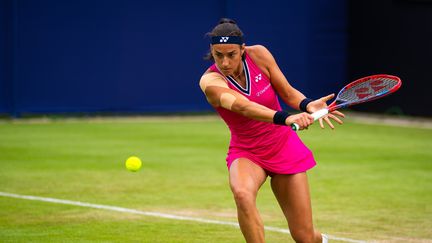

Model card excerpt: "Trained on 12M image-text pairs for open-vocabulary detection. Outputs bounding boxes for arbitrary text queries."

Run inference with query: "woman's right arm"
[199,72,313,128]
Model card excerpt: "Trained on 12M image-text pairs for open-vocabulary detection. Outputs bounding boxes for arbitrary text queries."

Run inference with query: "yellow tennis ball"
[125,156,142,172]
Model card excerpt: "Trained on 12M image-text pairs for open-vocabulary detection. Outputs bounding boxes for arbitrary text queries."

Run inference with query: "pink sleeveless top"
[208,52,315,175]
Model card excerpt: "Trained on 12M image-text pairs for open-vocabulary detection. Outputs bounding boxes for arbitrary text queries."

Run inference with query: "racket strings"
[339,78,399,102]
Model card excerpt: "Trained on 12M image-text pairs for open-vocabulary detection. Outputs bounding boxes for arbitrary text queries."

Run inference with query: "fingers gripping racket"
[291,74,402,131]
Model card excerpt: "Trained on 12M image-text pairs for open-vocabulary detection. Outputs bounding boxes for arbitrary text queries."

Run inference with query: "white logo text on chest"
[256,83,271,97]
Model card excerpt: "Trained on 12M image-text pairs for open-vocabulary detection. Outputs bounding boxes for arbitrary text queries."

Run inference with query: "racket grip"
[291,108,329,131]
[290,123,300,131]
[311,108,329,120]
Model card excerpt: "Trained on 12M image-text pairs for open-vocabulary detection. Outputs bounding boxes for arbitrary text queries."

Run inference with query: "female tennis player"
[199,18,344,243]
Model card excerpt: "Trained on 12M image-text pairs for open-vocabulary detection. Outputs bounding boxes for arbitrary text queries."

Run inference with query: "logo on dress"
[255,74,262,82]
[220,37,229,43]
[256,83,271,97]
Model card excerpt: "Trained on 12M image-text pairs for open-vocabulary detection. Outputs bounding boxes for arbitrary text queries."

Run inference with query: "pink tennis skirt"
[226,129,316,176]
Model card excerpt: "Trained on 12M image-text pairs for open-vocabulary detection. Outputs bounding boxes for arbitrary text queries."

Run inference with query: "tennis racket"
[291,74,402,131]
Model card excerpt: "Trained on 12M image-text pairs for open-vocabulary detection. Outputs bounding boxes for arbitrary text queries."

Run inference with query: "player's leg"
[229,158,268,243]
[270,172,323,243]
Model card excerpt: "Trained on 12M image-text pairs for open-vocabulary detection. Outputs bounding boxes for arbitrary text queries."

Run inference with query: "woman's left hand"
[306,94,345,129]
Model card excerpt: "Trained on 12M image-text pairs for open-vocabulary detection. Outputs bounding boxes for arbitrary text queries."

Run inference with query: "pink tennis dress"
[207,52,316,175]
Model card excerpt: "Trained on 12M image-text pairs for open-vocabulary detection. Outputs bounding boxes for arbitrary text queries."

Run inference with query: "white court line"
[0,191,367,243]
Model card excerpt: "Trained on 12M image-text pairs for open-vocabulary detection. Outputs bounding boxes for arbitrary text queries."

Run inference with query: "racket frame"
[291,74,402,131]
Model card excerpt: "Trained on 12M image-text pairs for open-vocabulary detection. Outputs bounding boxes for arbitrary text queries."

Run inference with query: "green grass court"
[0,115,431,242]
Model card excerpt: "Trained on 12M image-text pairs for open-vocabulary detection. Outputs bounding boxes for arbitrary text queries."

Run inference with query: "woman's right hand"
[285,113,314,130]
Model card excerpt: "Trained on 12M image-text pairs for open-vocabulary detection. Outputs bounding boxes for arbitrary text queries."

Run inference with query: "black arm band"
[273,111,291,126]
[299,98,313,112]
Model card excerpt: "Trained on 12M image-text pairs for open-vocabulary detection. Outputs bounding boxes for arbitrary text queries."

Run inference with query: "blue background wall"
[1,0,348,116]
[348,0,432,116]
[0,0,12,114]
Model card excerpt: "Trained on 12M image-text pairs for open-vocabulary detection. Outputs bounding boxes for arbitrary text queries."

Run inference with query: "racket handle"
[291,108,329,131]
[311,108,329,120]
[290,123,300,131]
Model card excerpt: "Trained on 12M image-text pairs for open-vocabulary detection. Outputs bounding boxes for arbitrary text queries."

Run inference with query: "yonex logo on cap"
[220,37,229,42]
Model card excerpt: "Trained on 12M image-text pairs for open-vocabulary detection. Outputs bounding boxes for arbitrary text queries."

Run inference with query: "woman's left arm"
[251,45,344,129]
[250,45,306,109]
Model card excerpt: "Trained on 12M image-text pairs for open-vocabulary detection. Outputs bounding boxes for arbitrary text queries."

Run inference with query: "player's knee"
[290,227,315,243]
[230,187,255,208]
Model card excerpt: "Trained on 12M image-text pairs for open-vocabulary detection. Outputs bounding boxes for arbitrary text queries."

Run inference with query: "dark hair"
[204,18,244,61]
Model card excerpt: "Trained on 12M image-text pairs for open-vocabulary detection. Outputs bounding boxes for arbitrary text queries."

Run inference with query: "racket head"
[330,74,402,111]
